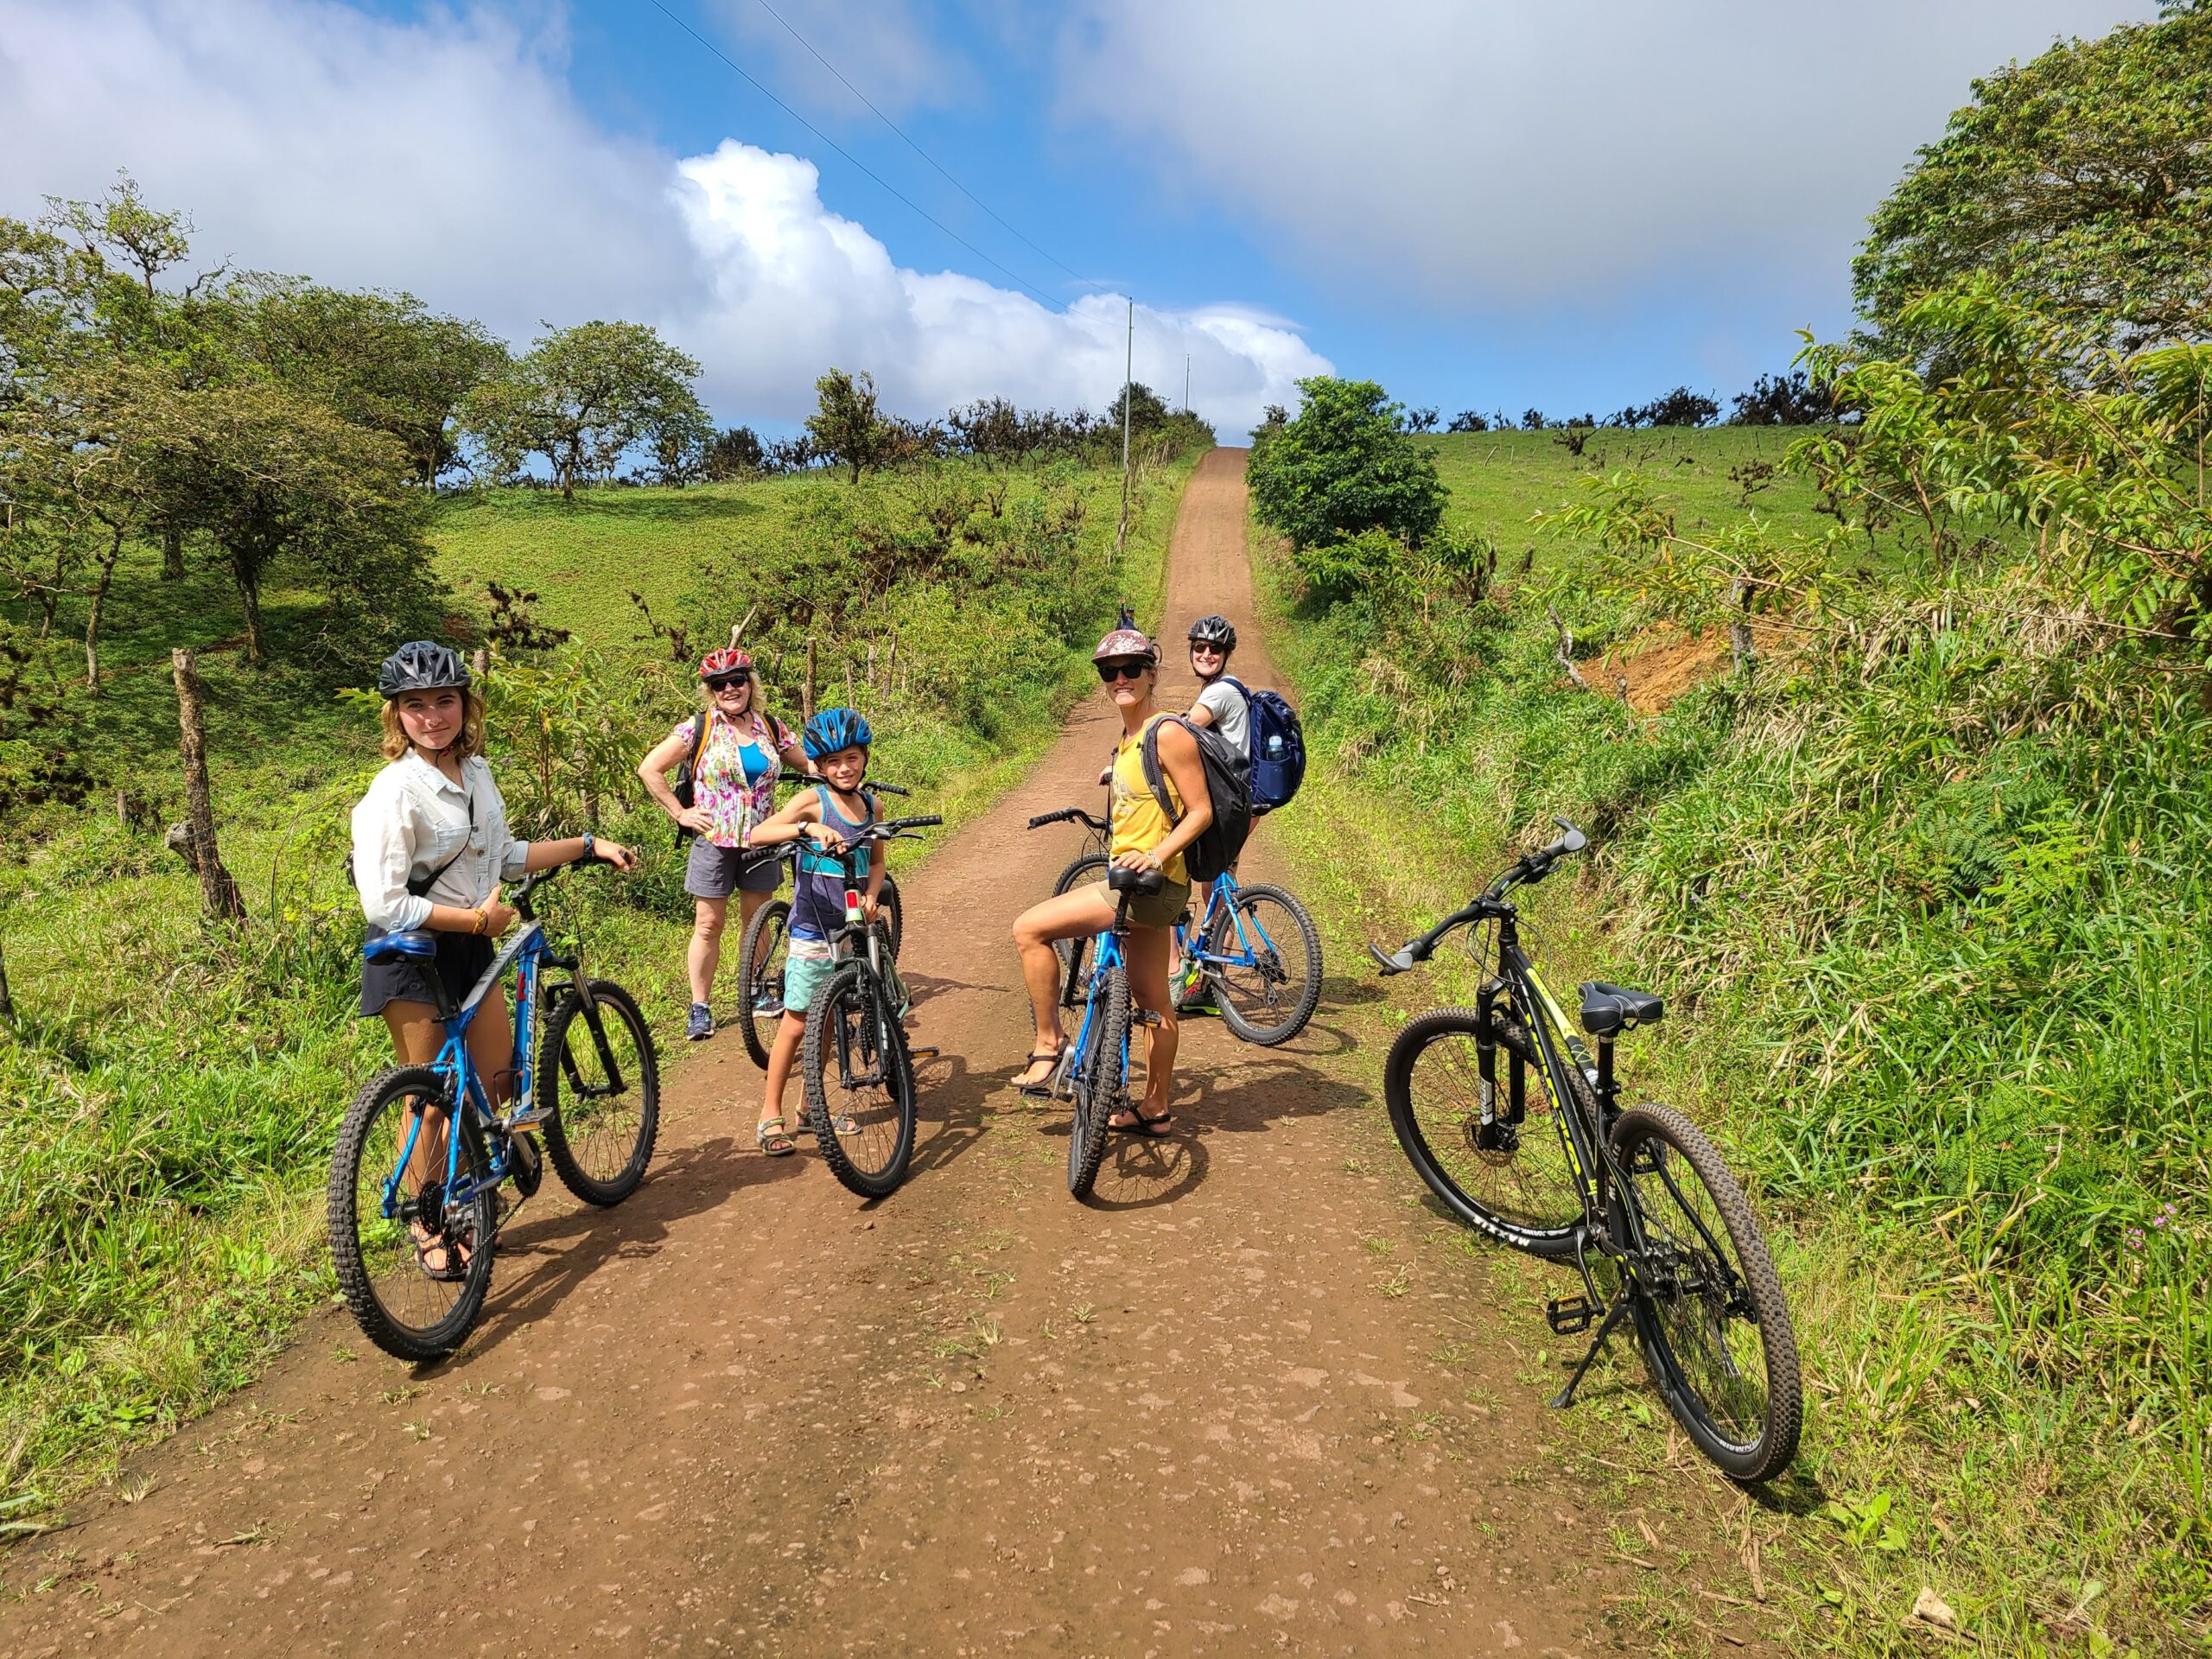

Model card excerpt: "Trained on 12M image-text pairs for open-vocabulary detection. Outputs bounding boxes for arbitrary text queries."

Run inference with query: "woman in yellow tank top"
[1010,624,1215,1132]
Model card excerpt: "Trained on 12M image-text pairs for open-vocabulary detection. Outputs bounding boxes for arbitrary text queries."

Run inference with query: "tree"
[1729,371,1830,425]
[1105,380,1170,441]
[137,375,433,661]
[1609,387,1720,427]
[702,425,766,480]
[805,367,893,486]
[238,281,505,483]
[1245,376,1445,551]
[1855,3,2212,352]
[463,320,705,501]
[1446,409,1491,432]
[1402,406,1440,434]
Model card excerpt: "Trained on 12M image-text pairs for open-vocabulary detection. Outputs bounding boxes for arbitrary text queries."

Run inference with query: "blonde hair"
[379,685,487,762]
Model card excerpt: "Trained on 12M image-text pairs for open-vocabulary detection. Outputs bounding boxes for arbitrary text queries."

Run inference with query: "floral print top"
[670,709,798,849]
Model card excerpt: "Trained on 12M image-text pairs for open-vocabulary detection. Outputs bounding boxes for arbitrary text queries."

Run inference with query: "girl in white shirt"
[350,642,635,1274]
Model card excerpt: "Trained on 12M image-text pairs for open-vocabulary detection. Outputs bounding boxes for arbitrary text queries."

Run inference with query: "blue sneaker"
[686,1002,714,1041]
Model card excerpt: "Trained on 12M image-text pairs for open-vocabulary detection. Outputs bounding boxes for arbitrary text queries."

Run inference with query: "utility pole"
[1185,353,1191,415]
[1116,299,1133,556]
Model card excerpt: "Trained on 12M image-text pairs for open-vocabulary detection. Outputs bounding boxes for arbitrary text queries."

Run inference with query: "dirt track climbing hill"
[1,449,1765,1656]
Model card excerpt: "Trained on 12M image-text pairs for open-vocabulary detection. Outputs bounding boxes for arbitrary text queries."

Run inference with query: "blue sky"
[2,0,2154,435]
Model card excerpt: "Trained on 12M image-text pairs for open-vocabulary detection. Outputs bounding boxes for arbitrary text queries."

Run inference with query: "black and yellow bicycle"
[1370,819,1802,1482]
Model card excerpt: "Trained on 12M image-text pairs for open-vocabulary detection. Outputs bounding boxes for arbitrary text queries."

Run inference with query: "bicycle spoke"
[1401,1023,1583,1239]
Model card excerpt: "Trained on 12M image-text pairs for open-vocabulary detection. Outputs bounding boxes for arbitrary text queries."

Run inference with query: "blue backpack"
[1222,677,1306,811]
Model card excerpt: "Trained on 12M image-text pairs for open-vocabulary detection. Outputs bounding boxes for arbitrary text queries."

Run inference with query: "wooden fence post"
[0,938,14,1021]
[171,647,247,922]
[803,638,817,724]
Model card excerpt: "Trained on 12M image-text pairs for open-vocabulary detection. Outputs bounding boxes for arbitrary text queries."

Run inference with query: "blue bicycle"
[327,859,659,1362]
[1021,830,1162,1198]
[1039,807,1323,1046]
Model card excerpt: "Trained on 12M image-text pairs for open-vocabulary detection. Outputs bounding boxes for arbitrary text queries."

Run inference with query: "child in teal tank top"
[740,711,886,1156]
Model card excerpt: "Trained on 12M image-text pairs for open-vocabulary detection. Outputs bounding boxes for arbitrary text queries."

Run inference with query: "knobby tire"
[1068,966,1128,1199]
[327,1065,495,1363]
[1206,881,1323,1046]
[802,962,918,1199]
[1610,1104,1802,1482]
[539,980,660,1206]
[739,897,792,1071]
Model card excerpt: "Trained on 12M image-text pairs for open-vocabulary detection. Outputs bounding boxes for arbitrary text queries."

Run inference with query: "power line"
[745,0,1089,286]
[641,0,1065,310]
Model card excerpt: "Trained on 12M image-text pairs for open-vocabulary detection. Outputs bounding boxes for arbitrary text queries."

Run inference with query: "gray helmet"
[1187,614,1236,652]
[377,640,471,700]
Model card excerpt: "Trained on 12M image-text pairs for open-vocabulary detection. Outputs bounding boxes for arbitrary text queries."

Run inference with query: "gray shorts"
[683,838,784,899]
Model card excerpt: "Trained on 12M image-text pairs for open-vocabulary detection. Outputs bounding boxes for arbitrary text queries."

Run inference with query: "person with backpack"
[1009,624,1218,1133]
[353,641,637,1277]
[637,646,812,1041]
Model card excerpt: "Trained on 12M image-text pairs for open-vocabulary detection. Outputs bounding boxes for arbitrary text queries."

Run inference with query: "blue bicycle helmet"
[804,707,872,759]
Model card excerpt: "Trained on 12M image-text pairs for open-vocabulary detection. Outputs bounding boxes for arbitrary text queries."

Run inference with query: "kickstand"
[1550,1296,1633,1410]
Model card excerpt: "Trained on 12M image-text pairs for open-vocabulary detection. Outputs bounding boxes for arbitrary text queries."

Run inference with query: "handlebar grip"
[1027,809,1072,830]
[866,780,911,797]
[894,814,943,830]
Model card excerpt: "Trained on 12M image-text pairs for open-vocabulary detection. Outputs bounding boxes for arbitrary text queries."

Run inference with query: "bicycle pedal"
[908,1045,941,1060]
[502,1106,550,1135]
[1546,1294,1597,1336]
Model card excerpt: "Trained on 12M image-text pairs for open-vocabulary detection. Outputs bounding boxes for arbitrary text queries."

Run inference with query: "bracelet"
[581,831,596,865]
[473,906,489,936]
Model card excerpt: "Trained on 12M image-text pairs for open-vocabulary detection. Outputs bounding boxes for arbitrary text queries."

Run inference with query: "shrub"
[1247,376,1445,551]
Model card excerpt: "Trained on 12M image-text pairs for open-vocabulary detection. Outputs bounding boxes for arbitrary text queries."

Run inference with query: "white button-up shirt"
[350,752,531,932]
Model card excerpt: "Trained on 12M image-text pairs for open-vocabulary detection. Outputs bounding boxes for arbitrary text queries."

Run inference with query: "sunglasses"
[706,675,752,692]
[1096,659,1151,683]
[1190,642,1224,654]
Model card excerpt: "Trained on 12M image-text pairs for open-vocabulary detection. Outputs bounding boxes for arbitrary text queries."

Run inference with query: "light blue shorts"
[783,941,837,1014]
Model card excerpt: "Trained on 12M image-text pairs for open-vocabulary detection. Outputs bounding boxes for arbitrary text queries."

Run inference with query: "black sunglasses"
[705,674,752,691]
[1096,659,1151,683]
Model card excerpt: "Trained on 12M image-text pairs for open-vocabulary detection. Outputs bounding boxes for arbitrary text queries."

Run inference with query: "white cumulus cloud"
[0,0,1325,435]
[1054,0,2155,311]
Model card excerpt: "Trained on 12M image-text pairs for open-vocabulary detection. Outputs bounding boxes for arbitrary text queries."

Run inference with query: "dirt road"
[3,450,1727,1656]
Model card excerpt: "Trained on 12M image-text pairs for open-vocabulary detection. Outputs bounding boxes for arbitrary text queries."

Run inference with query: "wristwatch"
[581,831,596,865]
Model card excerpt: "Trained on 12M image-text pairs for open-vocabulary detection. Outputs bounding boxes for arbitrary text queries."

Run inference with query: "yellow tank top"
[1109,714,1186,885]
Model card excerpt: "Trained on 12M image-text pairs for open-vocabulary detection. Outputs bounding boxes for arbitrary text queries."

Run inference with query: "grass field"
[0,448,1198,1515]
[1262,427,2206,1656]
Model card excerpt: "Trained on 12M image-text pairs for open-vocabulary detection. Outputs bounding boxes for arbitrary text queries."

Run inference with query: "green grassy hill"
[0,448,1199,1512]
[1263,426,2206,1655]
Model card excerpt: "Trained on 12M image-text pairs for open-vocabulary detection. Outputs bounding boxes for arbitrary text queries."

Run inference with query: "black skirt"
[359,925,497,1018]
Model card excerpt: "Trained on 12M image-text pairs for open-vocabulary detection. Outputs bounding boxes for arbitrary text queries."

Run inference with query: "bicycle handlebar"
[1368,817,1590,976]
[1027,805,1110,833]
[509,844,622,920]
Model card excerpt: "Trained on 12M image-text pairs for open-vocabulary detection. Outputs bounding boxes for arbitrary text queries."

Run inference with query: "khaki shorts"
[1087,877,1192,932]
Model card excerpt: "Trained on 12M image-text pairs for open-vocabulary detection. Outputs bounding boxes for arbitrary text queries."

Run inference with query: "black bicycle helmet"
[377,640,470,700]
[1187,614,1236,652]
[804,707,873,759]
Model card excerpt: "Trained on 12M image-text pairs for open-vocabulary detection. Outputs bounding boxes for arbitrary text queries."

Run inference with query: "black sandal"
[1111,1108,1175,1136]
[1014,1047,1064,1097]
[412,1229,467,1283]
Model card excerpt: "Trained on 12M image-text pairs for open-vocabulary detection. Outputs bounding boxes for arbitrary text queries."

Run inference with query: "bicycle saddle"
[1579,982,1663,1036]
[1108,866,1166,896]
[363,929,439,963]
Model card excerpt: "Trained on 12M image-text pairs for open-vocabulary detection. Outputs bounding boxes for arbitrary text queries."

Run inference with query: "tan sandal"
[756,1115,797,1156]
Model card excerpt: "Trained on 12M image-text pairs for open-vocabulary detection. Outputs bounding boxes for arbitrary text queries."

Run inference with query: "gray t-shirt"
[1193,678,1250,754]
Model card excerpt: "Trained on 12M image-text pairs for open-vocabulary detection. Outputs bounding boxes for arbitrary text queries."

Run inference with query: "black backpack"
[1139,715,1251,883]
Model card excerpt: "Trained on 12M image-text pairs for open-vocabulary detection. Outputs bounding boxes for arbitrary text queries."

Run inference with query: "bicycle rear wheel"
[1205,882,1322,1045]
[327,1065,495,1362]
[1068,967,1128,1198]
[881,875,904,960]
[803,963,918,1198]
[1610,1104,1802,1482]
[1052,853,1108,1009]
[1383,1007,1584,1258]
[540,981,660,1206]
[739,897,792,1070]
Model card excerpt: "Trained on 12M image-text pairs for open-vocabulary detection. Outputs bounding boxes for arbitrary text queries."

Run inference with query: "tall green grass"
[0,448,1198,1512]
[1264,430,2206,1655]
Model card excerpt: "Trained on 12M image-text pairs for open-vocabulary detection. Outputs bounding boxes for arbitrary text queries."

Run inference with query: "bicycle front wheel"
[327,1065,495,1362]
[803,963,918,1198]
[1611,1104,1802,1482]
[1383,1008,1584,1258]
[1068,966,1128,1198]
[738,897,792,1071]
[540,980,660,1206]
[1205,882,1322,1046]
[880,875,904,960]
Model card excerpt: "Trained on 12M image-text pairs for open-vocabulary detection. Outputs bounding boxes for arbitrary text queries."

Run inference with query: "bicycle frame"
[1175,869,1282,974]
[1065,923,1132,1098]
[378,898,613,1219]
